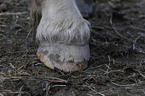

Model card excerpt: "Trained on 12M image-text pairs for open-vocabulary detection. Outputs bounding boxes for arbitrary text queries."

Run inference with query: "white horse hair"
[30,0,91,72]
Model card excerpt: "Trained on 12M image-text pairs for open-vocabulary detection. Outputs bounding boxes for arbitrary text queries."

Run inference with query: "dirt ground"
[0,0,145,96]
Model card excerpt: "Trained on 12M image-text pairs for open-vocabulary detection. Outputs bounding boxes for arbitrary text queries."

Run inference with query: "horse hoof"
[37,43,90,72]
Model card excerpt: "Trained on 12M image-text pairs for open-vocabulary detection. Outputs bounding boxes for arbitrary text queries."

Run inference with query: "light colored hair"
[30,0,90,45]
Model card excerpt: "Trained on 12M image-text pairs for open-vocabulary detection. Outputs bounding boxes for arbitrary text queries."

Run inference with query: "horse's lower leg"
[33,0,90,72]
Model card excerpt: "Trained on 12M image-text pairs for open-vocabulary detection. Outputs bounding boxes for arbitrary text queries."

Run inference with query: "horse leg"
[31,0,90,72]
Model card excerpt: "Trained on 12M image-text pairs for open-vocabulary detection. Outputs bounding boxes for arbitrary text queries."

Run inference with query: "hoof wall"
[37,43,90,72]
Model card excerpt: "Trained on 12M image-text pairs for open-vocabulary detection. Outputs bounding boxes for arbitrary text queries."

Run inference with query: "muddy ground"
[0,0,145,96]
